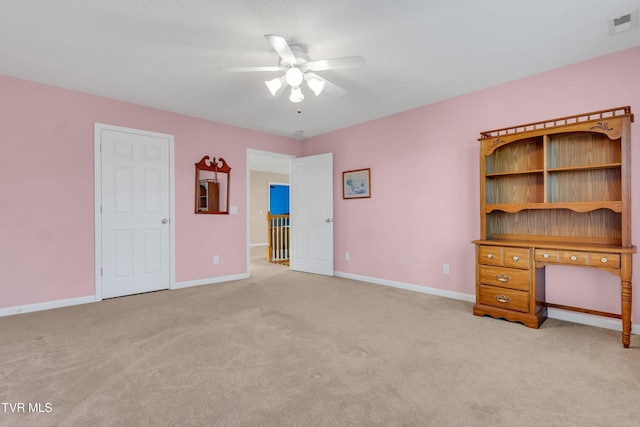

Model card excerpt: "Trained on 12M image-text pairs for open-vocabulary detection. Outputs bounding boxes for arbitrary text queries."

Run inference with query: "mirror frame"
[194,156,231,214]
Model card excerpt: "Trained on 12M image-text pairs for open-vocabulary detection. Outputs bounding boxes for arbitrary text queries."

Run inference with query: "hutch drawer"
[535,249,560,262]
[560,251,588,265]
[478,285,529,313]
[503,247,530,269]
[478,245,502,266]
[479,265,529,291]
[588,253,620,268]
[478,245,530,269]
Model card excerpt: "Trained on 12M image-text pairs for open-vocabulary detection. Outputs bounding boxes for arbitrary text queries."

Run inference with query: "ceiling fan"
[217,34,365,103]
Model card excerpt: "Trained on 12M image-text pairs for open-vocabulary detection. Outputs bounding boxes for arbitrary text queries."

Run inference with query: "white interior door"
[290,153,334,275]
[96,124,173,299]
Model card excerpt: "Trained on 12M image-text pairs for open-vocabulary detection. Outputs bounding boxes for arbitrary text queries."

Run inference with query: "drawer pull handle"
[601,257,608,263]
[543,253,550,258]
[487,253,494,259]
[496,295,511,303]
[512,256,520,261]
[570,255,577,261]
[496,274,510,282]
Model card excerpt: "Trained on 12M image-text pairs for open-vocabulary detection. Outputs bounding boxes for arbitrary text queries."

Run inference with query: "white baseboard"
[0,273,250,317]
[0,295,96,318]
[334,270,639,335]
[334,271,476,303]
[547,308,640,334]
[172,273,250,290]
[250,243,268,247]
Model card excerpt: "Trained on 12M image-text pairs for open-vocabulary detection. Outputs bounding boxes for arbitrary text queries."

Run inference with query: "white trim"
[0,273,246,317]
[94,123,176,300]
[0,296,95,318]
[168,136,176,291]
[251,243,268,247]
[334,270,640,335]
[547,308,640,334]
[173,273,250,290]
[94,126,103,301]
[335,271,475,303]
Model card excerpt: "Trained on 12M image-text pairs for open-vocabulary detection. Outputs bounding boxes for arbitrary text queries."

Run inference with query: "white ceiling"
[2,1,640,140]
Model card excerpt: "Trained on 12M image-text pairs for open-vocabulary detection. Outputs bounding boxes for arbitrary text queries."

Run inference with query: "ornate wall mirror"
[195,156,231,214]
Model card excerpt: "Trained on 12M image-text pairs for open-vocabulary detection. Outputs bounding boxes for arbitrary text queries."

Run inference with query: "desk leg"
[621,280,632,348]
[621,253,633,348]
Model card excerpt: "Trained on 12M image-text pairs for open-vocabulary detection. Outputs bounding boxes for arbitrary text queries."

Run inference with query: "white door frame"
[94,123,176,301]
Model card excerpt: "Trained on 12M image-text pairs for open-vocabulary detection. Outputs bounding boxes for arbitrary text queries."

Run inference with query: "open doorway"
[267,182,290,265]
[247,149,334,277]
[247,149,293,273]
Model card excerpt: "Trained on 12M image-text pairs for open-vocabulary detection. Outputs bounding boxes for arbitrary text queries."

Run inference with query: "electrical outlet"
[213,255,220,265]
[443,264,450,275]
[345,252,350,261]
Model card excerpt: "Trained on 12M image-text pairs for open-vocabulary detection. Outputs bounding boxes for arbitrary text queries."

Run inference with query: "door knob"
[325,218,333,223]
[162,218,169,224]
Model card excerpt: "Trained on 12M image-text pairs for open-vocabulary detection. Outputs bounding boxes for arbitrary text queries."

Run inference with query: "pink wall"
[302,46,640,324]
[2,46,640,325]
[0,75,300,308]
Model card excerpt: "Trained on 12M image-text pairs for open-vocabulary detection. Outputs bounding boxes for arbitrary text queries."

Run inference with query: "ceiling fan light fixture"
[285,67,304,87]
[264,77,283,96]
[220,34,364,104]
[289,87,304,103]
[306,78,325,96]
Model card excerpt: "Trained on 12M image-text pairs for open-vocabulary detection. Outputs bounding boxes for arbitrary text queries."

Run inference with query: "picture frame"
[342,168,371,199]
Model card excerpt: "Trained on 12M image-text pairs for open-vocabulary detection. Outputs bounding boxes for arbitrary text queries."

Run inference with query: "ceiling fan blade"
[305,72,346,97]
[217,65,283,72]
[305,56,365,71]
[264,34,297,64]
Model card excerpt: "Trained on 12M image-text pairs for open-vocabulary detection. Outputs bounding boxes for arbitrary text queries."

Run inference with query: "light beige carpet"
[1,249,640,426]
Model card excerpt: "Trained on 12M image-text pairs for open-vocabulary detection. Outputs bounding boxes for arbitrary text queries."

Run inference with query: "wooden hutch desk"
[472,107,636,348]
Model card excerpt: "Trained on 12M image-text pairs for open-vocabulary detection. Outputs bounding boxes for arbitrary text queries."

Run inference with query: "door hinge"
[100,268,103,276]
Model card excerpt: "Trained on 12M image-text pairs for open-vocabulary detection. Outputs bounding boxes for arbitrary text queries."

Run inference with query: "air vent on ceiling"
[609,10,638,35]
